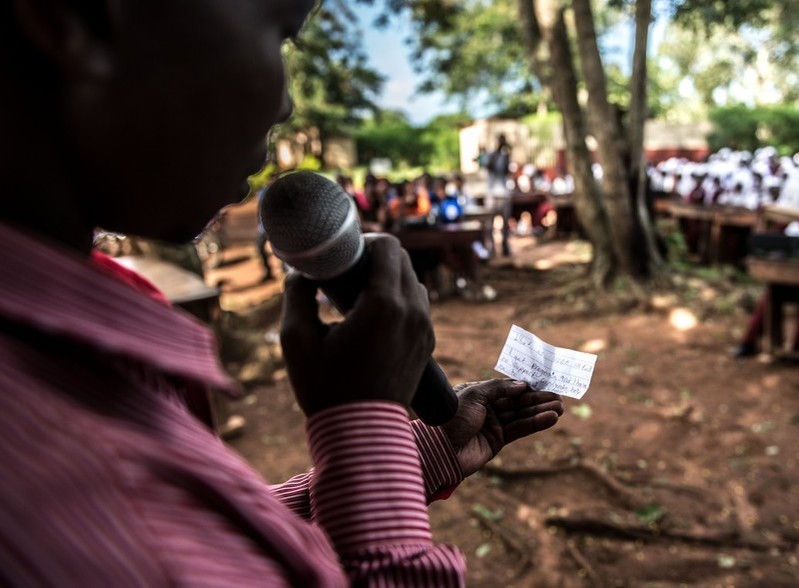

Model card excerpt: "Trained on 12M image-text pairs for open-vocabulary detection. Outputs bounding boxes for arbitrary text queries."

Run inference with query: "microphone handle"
[413,356,460,426]
[317,253,458,426]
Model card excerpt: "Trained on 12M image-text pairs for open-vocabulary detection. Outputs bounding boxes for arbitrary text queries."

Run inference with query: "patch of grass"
[636,503,666,525]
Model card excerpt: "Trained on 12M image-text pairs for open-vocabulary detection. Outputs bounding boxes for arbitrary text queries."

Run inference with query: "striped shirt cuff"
[307,402,433,554]
[411,421,463,500]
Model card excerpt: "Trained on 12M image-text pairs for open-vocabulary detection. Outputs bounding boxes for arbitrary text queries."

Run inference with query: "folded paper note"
[495,325,597,399]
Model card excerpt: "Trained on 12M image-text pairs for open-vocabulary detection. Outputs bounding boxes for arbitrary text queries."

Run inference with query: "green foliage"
[247,162,279,192]
[421,113,471,171]
[296,155,323,171]
[636,503,666,525]
[520,111,562,130]
[708,105,799,155]
[646,57,696,120]
[355,114,432,168]
[671,0,782,31]
[759,107,799,155]
[655,218,690,267]
[369,0,542,117]
[707,106,760,152]
[521,112,561,146]
[354,110,467,172]
[660,1,799,110]
[276,1,384,144]
[471,503,504,521]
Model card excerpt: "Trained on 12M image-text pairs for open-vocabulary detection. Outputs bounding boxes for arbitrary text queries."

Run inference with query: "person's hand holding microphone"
[260,171,458,421]
[279,234,434,415]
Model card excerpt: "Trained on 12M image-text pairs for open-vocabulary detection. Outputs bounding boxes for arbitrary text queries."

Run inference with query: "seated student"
[0,2,565,585]
[417,172,436,206]
[388,179,433,226]
[732,221,799,358]
[450,173,475,208]
[705,176,725,205]
[336,174,368,213]
[532,168,552,193]
[336,174,381,231]
[731,292,799,358]
[387,180,440,292]
[434,177,464,224]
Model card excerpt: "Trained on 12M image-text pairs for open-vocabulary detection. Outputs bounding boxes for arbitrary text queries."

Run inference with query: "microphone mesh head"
[259,171,364,280]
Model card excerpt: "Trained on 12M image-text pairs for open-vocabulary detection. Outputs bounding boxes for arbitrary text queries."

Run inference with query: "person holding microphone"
[0,1,563,585]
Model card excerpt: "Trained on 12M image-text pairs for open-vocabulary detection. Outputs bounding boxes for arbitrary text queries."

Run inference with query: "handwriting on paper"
[494,325,597,399]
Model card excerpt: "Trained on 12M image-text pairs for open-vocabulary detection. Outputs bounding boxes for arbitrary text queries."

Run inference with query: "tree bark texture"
[531,0,614,284]
[628,0,665,272]
[571,0,637,275]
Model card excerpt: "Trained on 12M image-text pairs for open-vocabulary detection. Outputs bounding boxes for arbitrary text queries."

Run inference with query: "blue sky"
[353,4,666,126]
[354,4,458,125]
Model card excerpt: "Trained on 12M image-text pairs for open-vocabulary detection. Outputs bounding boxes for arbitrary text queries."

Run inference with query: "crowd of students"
[648,146,799,358]
[332,172,491,296]
[335,172,476,233]
[650,146,799,211]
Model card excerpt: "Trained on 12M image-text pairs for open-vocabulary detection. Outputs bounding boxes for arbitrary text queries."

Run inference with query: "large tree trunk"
[628,0,648,182]
[531,0,614,285]
[628,0,665,272]
[571,0,638,276]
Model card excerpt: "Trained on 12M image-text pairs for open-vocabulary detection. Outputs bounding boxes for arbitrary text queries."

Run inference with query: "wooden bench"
[394,220,488,298]
[668,201,757,265]
[746,256,799,358]
[757,204,799,232]
[511,191,578,238]
[463,205,499,257]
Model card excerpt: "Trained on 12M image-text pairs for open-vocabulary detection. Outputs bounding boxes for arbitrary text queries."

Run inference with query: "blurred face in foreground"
[2,0,316,246]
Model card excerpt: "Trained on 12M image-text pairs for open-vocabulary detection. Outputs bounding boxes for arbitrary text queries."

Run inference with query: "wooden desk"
[667,202,714,264]
[395,221,486,296]
[550,193,578,238]
[668,200,714,221]
[757,205,799,232]
[510,191,548,221]
[511,191,578,238]
[746,257,799,357]
[463,205,497,225]
[668,202,757,265]
[114,256,221,322]
[709,206,759,265]
[463,205,499,257]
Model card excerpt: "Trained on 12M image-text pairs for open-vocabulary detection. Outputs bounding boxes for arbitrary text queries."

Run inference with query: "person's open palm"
[442,379,564,477]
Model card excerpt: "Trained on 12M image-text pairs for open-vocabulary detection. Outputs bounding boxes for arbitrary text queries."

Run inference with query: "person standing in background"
[487,134,513,256]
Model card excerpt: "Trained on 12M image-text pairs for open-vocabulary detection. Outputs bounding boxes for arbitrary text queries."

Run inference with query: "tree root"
[633,477,710,500]
[472,487,585,587]
[471,510,535,583]
[472,509,534,561]
[545,513,777,551]
[564,539,601,587]
[484,459,649,511]
[483,459,785,553]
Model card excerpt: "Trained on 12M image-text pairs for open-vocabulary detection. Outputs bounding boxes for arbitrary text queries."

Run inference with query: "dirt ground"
[209,229,799,588]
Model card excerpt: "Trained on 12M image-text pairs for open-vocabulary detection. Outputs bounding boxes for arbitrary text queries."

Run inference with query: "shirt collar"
[0,222,237,394]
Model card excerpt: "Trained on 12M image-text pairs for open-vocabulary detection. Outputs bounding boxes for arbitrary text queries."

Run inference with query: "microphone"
[259,170,458,426]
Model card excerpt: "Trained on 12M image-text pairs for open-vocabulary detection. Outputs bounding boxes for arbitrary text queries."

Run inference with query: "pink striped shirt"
[0,223,465,586]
